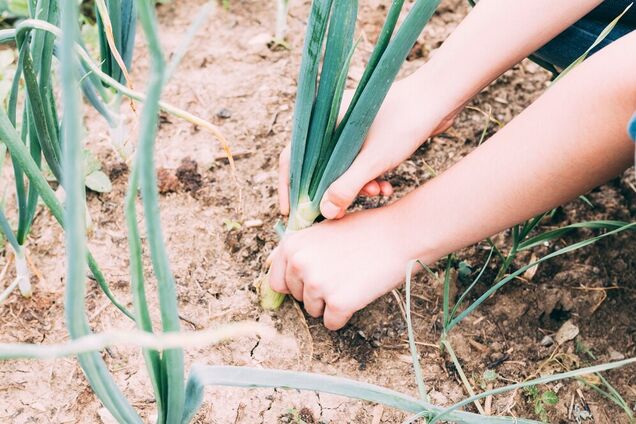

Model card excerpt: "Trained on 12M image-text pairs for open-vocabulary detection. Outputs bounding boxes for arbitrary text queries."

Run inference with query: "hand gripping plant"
[260,0,442,308]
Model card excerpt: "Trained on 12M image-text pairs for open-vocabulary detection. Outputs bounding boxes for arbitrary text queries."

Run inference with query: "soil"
[1,0,635,423]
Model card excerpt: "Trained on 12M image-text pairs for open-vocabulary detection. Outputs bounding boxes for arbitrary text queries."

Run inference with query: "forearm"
[394,31,636,264]
[408,0,602,116]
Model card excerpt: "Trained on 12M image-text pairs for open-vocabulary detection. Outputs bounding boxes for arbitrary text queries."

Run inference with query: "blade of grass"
[7,56,30,244]
[307,35,361,199]
[136,1,185,420]
[314,0,442,207]
[448,222,635,332]
[125,165,165,423]
[165,2,213,82]
[450,249,494,322]
[0,208,20,252]
[578,376,634,422]
[442,254,452,328]
[553,3,632,83]
[95,0,132,87]
[424,358,636,424]
[16,34,62,181]
[79,61,119,127]
[183,365,537,424]
[441,338,486,415]
[405,259,429,402]
[0,322,273,359]
[334,0,405,140]
[518,220,631,251]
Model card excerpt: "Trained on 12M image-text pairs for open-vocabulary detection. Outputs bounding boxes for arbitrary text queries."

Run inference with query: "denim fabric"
[532,0,636,71]
[466,1,636,141]
[629,113,636,142]
[529,1,636,143]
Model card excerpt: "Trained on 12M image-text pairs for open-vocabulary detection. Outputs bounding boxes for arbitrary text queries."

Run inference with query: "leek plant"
[261,0,443,309]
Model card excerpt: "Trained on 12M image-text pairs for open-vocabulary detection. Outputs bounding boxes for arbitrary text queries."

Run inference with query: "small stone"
[216,108,232,119]
[554,320,579,345]
[608,347,625,361]
[244,219,263,228]
[247,32,272,47]
[97,408,118,424]
[428,390,450,406]
[540,335,554,346]
[253,171,276,184]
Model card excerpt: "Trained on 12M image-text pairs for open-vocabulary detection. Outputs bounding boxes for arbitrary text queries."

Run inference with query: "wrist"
[379,196,445,267]
[414,63,467,111]
[396,64,467,136]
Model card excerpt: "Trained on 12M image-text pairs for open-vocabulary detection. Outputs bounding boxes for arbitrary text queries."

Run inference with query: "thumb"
[320,160,375,219]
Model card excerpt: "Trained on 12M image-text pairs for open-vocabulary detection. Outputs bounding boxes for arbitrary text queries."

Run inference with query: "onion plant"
[261,0,443,309]
[274,0,289,43]
[0,0,228,304]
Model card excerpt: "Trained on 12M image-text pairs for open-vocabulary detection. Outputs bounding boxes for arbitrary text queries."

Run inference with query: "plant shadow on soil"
[0,0,634,423]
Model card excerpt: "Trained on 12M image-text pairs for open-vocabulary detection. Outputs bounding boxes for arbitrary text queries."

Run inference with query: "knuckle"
[269,278,285,292]
[306,308,322,319]
[288,253,306,272]
[304,277,321,293]
[327,185,354,205]
[326,298,351,316]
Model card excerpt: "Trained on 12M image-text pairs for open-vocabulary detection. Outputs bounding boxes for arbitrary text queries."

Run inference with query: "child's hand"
[268,204,414,330]
[278,73,457,220]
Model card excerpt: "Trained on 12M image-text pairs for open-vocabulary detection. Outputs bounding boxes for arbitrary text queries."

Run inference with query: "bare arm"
[270,29,636,330]
[417,0,605,117]
[289,0,605,219]
[399,29,636,263]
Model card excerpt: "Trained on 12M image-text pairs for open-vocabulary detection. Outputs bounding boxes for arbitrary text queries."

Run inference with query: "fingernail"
[321,200,340,219]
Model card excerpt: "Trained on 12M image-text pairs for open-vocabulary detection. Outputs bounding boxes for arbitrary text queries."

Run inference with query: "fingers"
[320,158,378,219]
[378,180,393,196]
[323,303,353,331]
[269,248,353,329]
[360,179,394,197]
[360,180,381,196]
[268,247,289,294]
[285,258,304,302]
[278,145,291,216]
[303,289,325,318]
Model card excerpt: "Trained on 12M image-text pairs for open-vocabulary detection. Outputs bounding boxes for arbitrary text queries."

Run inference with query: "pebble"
[554,320,579,345]
[216,108,232,119]
[608,347,625,361]
[247,32,272,47]
[540,335,554,346]
[244,219,264,228]
[253,171,276,184]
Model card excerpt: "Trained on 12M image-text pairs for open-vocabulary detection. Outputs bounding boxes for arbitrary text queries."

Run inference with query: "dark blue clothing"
[530,1,636,141]
[533,0,636,70]
[466,1,636,140]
